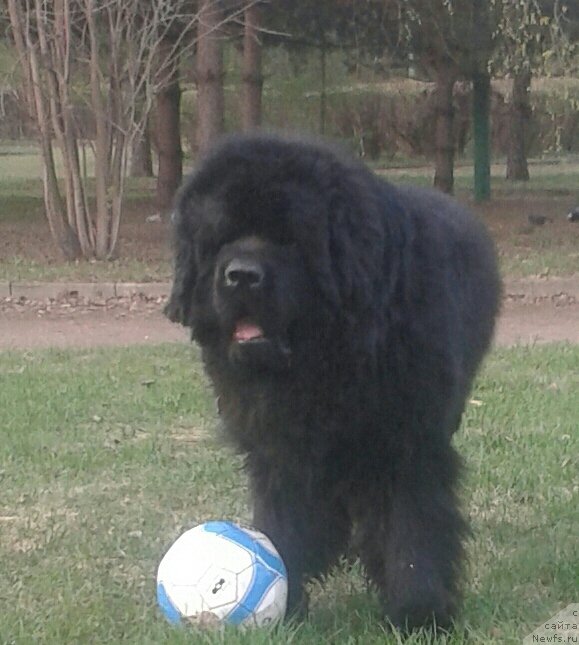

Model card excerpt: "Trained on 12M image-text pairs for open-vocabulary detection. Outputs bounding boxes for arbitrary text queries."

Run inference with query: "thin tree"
[8,0,84,259]
[471,0,492,201]
[155,29,183,214]
[400,1,476,194]
[431,60,460,194]
[7,0,249,260]
[130,121,154,178]
[506,67,532,181]
[493,0,550,181]
[241,3,263,130]
[197,0,225,155]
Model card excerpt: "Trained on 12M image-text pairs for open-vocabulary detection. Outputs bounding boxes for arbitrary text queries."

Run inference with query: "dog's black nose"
[224,258,265,289]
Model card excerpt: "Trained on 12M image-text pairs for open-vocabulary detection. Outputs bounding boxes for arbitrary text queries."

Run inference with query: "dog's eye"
[197,239,220,264]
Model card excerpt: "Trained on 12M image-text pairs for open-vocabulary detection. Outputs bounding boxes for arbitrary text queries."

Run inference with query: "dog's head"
[165,134,402,372]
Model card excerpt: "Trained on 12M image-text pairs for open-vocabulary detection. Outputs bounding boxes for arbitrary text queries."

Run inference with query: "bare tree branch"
[7,0,259,259]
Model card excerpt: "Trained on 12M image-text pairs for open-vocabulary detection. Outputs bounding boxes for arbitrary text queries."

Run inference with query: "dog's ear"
[288,202,342,312]
[301,229,342,311]
[298,180,403,319]
[164,223,197,327]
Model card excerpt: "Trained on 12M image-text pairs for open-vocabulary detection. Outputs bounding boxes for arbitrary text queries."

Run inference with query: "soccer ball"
[156,521,288,628]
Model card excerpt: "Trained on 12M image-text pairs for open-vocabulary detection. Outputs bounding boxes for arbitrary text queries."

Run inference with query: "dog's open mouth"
[228,318,291,371]
[232,319,266,343]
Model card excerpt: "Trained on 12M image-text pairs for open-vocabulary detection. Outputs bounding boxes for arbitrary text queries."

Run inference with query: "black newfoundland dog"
[165,133,501,631]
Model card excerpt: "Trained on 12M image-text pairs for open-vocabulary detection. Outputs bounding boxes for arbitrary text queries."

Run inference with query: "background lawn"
[0,144,578,284]
[0,344,577,644]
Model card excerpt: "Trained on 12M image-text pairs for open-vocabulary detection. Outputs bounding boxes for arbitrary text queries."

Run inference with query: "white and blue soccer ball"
[156,521,288,628]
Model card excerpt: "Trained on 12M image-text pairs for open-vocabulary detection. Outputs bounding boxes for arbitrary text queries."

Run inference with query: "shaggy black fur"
[165,133,501,631]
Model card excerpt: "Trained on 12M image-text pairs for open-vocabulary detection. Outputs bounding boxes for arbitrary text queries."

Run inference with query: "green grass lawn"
[1,142,578,283]
[0,256,172,284]
[0,344,577,644]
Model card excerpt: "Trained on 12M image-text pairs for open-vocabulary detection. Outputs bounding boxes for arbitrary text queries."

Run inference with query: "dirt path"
[0,297,577,350]
[496,301,579,345]
[0,308,188,349]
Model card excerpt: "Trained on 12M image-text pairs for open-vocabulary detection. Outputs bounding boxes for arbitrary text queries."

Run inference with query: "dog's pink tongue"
[233,321,264,342]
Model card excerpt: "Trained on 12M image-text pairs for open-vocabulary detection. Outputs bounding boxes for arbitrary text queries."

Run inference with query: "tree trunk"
[319,40,327,135]
[86,0,115,260]
[156,34,183,215]
[433,64,457,194]
[472,71,491,202]
[8,0,82,260]
[241,4,263,130]
[130,121,154,178]
[10,0,192,261]
[506,68,531,181]
[40,139,83,260]
[196,0,225,155]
